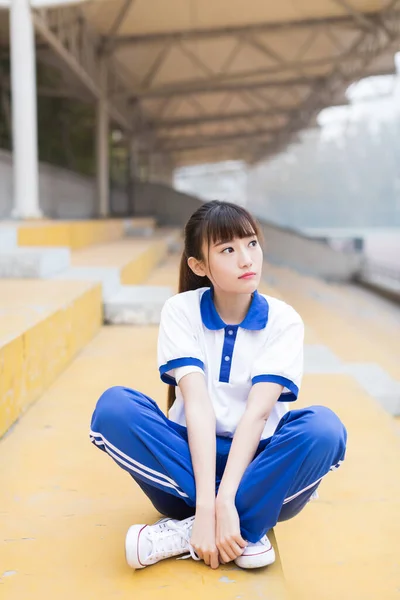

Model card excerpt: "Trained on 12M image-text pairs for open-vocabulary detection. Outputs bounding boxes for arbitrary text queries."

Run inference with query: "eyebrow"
[213,234,257,247]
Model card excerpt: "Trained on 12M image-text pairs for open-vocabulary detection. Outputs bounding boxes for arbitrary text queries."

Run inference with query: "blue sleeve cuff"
[159,357,205,386]
[251,375,299,401]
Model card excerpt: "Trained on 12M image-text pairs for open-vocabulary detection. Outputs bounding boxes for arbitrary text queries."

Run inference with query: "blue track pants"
[90,386,347,543]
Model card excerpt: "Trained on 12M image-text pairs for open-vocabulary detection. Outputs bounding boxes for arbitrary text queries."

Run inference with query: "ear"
[187,256,207,278]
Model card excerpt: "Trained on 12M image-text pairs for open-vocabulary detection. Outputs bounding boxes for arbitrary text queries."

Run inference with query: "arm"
[178,371,219,568]
[217,381,283,501]
[178,371,216,510]
[215,382,283,563]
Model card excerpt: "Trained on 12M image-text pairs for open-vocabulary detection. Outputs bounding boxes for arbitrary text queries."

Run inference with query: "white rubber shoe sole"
[125,524,148,569]
[234,543,276,569]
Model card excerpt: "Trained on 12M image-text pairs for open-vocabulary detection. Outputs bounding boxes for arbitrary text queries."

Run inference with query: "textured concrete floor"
[0,325,288,600]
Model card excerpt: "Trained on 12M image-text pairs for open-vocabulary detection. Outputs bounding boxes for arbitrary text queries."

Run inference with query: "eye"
[249,240,258,247]
[221,247,234,254]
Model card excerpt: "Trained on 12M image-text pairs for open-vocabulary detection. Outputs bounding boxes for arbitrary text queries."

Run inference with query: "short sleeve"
[250,310,304,402]
[157,297,205,386]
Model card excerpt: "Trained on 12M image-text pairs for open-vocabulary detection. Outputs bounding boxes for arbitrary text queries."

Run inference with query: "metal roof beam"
[141,108,293,130]
[141,100,349,131]
[121,46,392,100]
[331,0,380,31]
[131,75,324,99]
[251,16,399,163]
[99,0,136,54]
[110,14,370,46]
[157,140,267,153]
[31,7,132,130]
[154,127,279,151]
[140,42,174,87]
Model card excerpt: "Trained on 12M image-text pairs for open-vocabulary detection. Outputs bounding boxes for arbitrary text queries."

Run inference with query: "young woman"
[90,200,347,571]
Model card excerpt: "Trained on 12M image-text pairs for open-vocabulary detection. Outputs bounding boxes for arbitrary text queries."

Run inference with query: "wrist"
[195,499,215,514]
[216,489,236,506]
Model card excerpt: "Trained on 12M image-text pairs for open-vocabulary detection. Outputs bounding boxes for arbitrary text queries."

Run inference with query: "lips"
[239,272,256,279]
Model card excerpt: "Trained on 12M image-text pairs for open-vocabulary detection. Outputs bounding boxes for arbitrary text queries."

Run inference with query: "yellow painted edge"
[0,284,102,439]
[16,219,132,250]
[17,223,71,247]
[121,238,169,285]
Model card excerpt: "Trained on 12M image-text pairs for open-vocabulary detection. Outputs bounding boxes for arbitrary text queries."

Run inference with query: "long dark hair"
[167,200,263,411]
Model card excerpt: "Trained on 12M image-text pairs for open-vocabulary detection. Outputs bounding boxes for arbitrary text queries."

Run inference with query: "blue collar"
[200,288,269,330]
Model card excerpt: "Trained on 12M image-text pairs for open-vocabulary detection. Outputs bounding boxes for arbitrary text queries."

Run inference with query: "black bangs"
[204,203,260,246]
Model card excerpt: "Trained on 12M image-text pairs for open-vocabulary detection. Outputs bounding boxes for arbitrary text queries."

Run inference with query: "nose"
[239,247,252,268]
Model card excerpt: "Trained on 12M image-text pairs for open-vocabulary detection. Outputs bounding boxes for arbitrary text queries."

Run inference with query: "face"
[189,233,263,294]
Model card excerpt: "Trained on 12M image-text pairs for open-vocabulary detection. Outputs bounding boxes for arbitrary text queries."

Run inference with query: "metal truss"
[251,3,400,162]
[99,2,400,162]
[19,0,400,163]
[31,4,133,130]
[137,107,309,132]
[153,127,279,153]
[106,13,389,46]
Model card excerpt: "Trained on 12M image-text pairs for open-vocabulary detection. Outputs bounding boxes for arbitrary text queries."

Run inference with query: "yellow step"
[0,325,289,599]
[264,263,400,381]
[70,230,179,286]
[0,279,102,438]
[262,264,400,597]
[276,373,400,600]
[6,218,156,250]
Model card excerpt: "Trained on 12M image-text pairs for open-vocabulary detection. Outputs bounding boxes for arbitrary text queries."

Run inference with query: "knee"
[301,405,347,452]
[91,386,139,432]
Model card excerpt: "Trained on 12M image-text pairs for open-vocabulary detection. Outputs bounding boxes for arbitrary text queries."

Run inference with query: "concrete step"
[50,231,180,324]
[0,217,157,250]
[260,262,400,597]
[0,279,102,438]
[67,230,179,285]
[104,285,173,324]
[263,261,400,397]
[124,217,156,237]
[51,266,121,301]
[142,254,180,290]
[275,373,400,600]
[0,227,18,251]
[0,247,70,278]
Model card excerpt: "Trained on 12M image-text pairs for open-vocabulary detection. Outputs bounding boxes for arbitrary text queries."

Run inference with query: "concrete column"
[96,60,109,218]
[129,137,139,180]
[10,0,42,219]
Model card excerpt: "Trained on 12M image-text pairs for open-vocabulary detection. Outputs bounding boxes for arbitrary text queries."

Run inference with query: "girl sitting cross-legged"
[90,200,347,570]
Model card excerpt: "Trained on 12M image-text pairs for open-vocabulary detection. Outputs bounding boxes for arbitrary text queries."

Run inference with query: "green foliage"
[37,95,96,176]
[0,58,97,175]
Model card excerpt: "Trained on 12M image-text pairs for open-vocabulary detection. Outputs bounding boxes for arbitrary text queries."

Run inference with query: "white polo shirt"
[157,287,304,441]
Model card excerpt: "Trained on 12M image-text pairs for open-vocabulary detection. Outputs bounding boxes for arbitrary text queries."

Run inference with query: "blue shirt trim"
[219,326,239,383]
[159,357,205,386]
[200,287,269,331]
[251,375,299,401]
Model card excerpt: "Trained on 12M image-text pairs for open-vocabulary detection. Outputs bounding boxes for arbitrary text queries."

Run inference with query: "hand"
[190,506,220,569]
[215,496,247,563]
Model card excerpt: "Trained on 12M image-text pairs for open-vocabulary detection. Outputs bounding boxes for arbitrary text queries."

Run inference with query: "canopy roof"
[1,0,399,166]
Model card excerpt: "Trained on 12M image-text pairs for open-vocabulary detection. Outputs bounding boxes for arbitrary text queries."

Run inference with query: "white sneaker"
[125,516,200,569]
[234,533,276,569]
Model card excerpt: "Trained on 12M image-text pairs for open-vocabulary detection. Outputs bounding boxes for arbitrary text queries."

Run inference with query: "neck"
[212,287,253,325]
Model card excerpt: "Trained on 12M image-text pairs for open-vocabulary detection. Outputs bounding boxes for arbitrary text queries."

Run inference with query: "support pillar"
[128,137,139,215]
[10,0,42,219]
[96,60,109,218]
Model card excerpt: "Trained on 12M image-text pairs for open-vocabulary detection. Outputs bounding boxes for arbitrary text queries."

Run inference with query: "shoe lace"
[147,519,200,562]
[246,535,268,548]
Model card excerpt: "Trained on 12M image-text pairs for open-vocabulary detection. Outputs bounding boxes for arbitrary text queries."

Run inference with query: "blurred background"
[0,0,399,294]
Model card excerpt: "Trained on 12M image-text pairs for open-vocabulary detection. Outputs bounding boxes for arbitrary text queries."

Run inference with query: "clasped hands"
[189,496,248,569]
